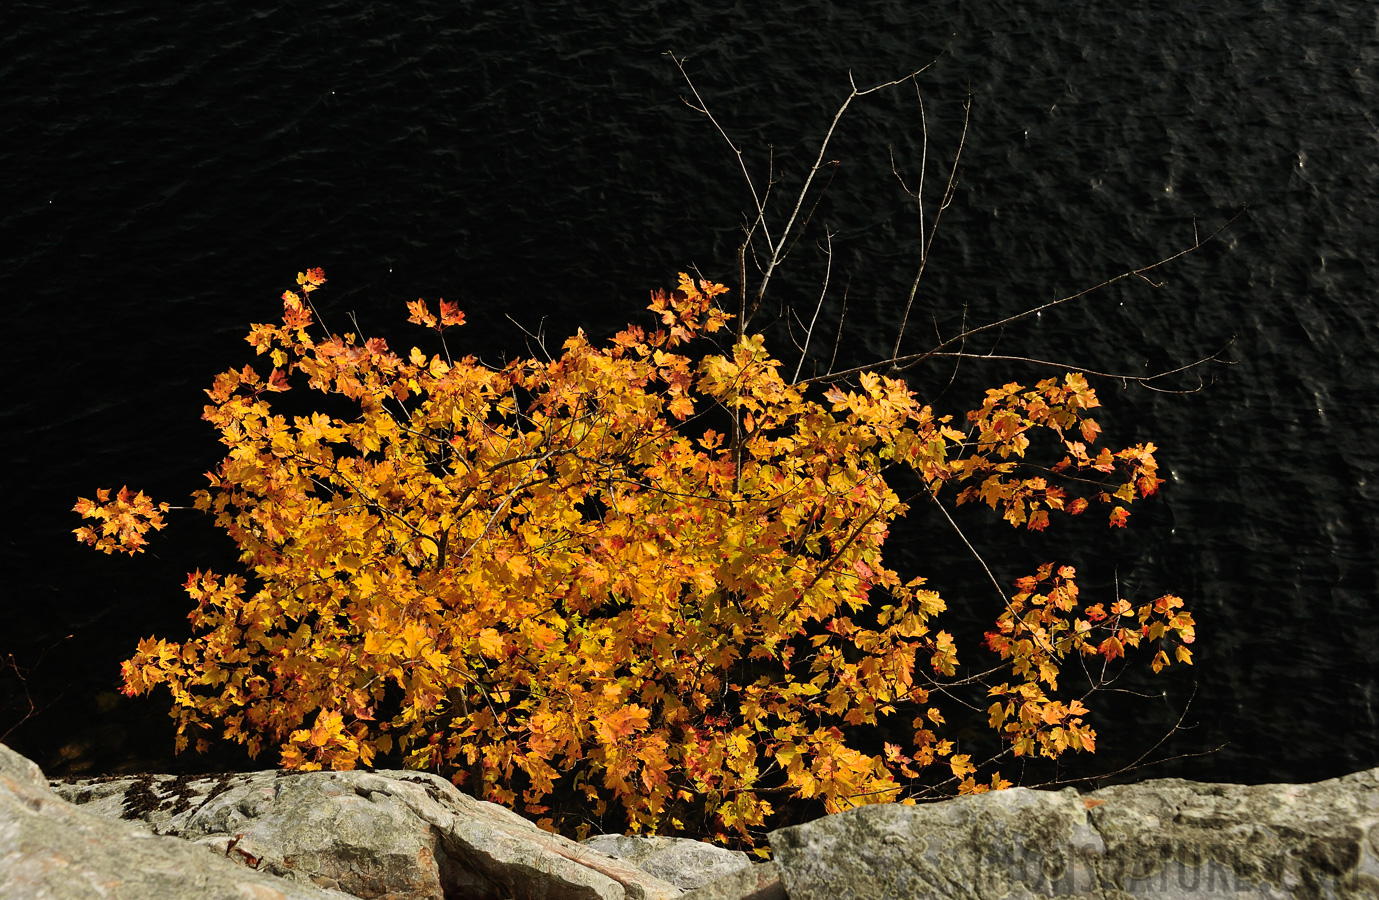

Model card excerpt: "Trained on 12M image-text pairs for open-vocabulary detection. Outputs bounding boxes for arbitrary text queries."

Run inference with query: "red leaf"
[438,299,466,328]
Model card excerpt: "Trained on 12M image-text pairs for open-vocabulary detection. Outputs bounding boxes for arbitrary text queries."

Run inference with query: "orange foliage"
[78,267,1194,844]
[73,486,169,554]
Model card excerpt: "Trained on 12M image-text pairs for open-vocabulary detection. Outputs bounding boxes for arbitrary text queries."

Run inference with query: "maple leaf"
[667,395,695,419]
[406,299,437,329]
[477,628,504,658]
[438,299,466,327]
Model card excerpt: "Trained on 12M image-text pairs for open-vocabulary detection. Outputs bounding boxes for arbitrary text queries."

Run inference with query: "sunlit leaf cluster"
[79,268,1193,845]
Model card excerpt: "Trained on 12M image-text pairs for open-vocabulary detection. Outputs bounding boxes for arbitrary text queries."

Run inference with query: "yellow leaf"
[478,628,504,658]
[949,754,975,779]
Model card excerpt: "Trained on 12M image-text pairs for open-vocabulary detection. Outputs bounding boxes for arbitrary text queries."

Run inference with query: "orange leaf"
[438,299,466,327]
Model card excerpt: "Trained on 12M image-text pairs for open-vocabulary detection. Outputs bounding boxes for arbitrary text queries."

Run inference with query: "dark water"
[2,0,1377,789]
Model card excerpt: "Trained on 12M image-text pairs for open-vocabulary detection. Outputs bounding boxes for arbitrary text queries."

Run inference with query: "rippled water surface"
[2,0,1377,784]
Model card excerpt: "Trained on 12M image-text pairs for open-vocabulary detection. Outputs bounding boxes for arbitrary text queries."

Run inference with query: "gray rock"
[579,834,753,890]
[767,786,1089,900]
[764,769,1379,900]
[0,742,351,900]
[51,760,684,900]
[25,734,1379,900]
[678,860,785,900]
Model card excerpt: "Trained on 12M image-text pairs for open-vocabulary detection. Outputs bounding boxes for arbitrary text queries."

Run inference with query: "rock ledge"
[5,741,1378,900]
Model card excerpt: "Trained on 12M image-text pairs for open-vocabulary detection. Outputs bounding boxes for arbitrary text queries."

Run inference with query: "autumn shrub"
[76,267,1194,844]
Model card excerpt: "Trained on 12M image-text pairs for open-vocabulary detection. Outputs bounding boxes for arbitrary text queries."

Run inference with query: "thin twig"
[506,314,552,363]
[892,89,971,362]
[792,231,835,382]
[666,51,776,270]
[934,301,970,402]
[1021,684,1217,792]
[800,210,1245,387]
[667,51,940,319]
[754,65,939,310]
[913,341,1237,392]
[1,635,73,743]
[826,280,851,377]
[925,487,1056,656]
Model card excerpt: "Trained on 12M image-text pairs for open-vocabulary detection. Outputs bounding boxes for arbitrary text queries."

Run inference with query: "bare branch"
[506,313,552,363]
[892,89,971,361]
[668,51,942,326]
[826,279,851,376]
[799,210,1245,387]
[765,161,841,323]
[665,51,776,274]
[792,230,835,382]
[1019,685,1219,793]
[912,341,1237,392]
[1,635,72,743]
[754,64,940,310]
[925,487,1057,657]
[933,301,970,402]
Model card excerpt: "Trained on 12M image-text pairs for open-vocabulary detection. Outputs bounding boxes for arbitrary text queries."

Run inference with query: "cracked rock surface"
[45,755,684,900]
[579,834,753,890]
[760,769,1379,900]
[11,738,1379,900]
[1,741,353,900]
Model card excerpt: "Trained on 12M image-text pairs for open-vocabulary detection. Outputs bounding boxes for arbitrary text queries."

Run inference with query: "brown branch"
[751,65,940,309]
[792,230,835,383]
[1016,684,1218,792]
[667,51,942,319]
[798,210,1246,387]
[914,340,1237,391]
[1,635,73,743]
[891,88,972,362]
[924,486,1058,657]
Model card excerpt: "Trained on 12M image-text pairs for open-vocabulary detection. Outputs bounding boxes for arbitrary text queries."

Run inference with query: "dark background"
[3,0,1376,790]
